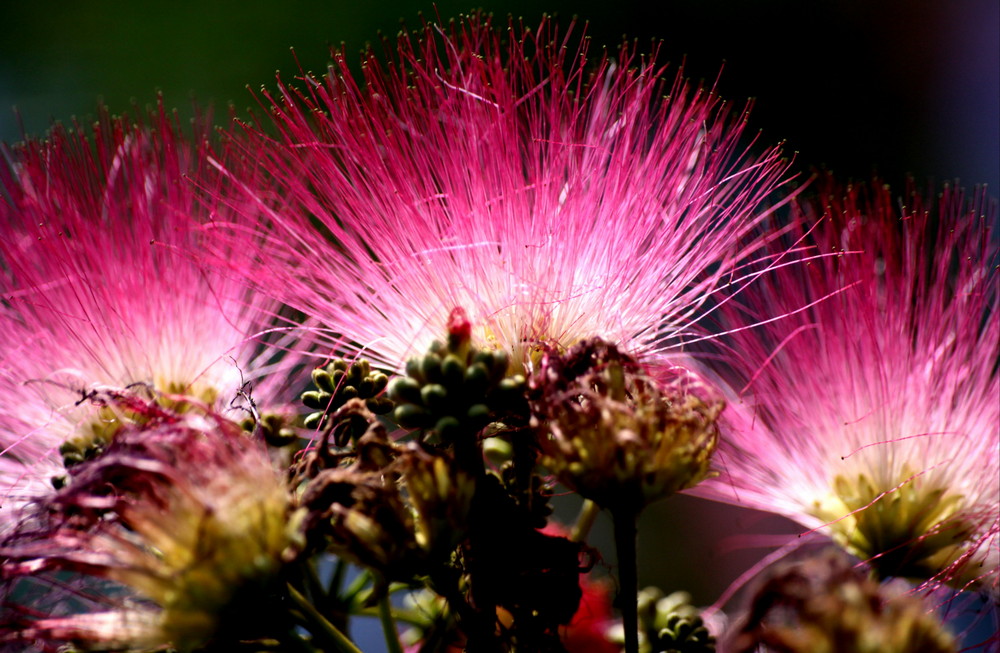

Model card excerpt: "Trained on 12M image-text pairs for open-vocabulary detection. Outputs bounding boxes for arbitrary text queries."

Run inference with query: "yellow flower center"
[59,380,221,469]
[810,468,975,582]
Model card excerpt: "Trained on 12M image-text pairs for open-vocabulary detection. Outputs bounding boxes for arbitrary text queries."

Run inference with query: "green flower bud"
[301,390,332,410]
[311,368,336,394]
[389,377,423,405]
[420,384,450,412]
[395,403,433,429]
[421,354,443,384]
[441,354,465,391]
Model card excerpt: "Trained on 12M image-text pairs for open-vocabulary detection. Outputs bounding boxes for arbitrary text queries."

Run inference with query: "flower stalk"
[612,504,641,653]
[288,583,364,653]
[571,499,601,543]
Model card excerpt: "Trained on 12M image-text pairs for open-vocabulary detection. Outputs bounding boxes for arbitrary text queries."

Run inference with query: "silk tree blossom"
[692,181,999,593]
[210,14,792,375]
[0,104,293,525]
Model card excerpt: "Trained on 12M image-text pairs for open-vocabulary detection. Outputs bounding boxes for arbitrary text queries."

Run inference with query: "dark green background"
[1,1,997,189]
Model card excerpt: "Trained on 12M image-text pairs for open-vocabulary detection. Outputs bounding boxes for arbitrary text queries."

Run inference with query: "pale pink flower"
[210,14,791,374]
[0,105,294,523]
[692,181,999,593]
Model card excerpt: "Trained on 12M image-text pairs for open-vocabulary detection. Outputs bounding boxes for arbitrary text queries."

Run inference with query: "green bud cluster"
[655,613,715,653]
[58,419,118,468]
[59,436,108,469]
[387,340,526,442]
[241,412,298,448]
[635,589,715,653]
[302,359,392,431]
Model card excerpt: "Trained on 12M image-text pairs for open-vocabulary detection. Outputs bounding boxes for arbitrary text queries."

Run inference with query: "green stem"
[305,562,324,597]
[341,568,372,606]
[356,606,431,627]
[612,506,639,653]
[379,594,406,653]
[330,557,347,596]
[571,498,600,542]
[287,583,363,653]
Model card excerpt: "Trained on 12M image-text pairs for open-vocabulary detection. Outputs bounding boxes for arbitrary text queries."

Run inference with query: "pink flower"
[692,180,999,592]
[210,14,791,375]
[0,104,294,523]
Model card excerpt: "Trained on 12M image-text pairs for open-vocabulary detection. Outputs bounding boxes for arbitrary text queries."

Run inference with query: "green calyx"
[387,338,526,443]
[816,469,977,583]
[241,412,298,448]
[302,358,392,436]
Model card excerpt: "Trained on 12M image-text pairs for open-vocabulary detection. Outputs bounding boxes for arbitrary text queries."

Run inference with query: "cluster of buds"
[530,338,722,511]
[629,589,716,653]
[388,308,528,446]
[289,315,598,650]
[303,358,393,439]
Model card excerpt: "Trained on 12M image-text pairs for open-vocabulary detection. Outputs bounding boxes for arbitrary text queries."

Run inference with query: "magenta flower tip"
[209,13,793,377]
[693,179,999,592]
[0,102,300,529]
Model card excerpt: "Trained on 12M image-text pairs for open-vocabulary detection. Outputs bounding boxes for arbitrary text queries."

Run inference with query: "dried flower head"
[0,400,292,652]
[209,13,790,376]
[693,181,999,592]
[728,549,958,653]
[0,103,293,524]
[530,338,721,511]
[293,408,475,585]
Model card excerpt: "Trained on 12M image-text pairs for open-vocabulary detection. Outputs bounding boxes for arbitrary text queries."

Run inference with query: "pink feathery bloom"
[0,399,291,652]
[691,180,999,593]
[0,104,294,523]
[209,14,792,375]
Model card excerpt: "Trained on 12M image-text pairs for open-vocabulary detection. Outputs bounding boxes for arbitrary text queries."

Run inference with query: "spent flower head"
[210,13,791,375]
[291,404,475,586]
[0,399,292,652]
[727,548,959,653]
[692,181,999,592]
[530,338,721,511]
